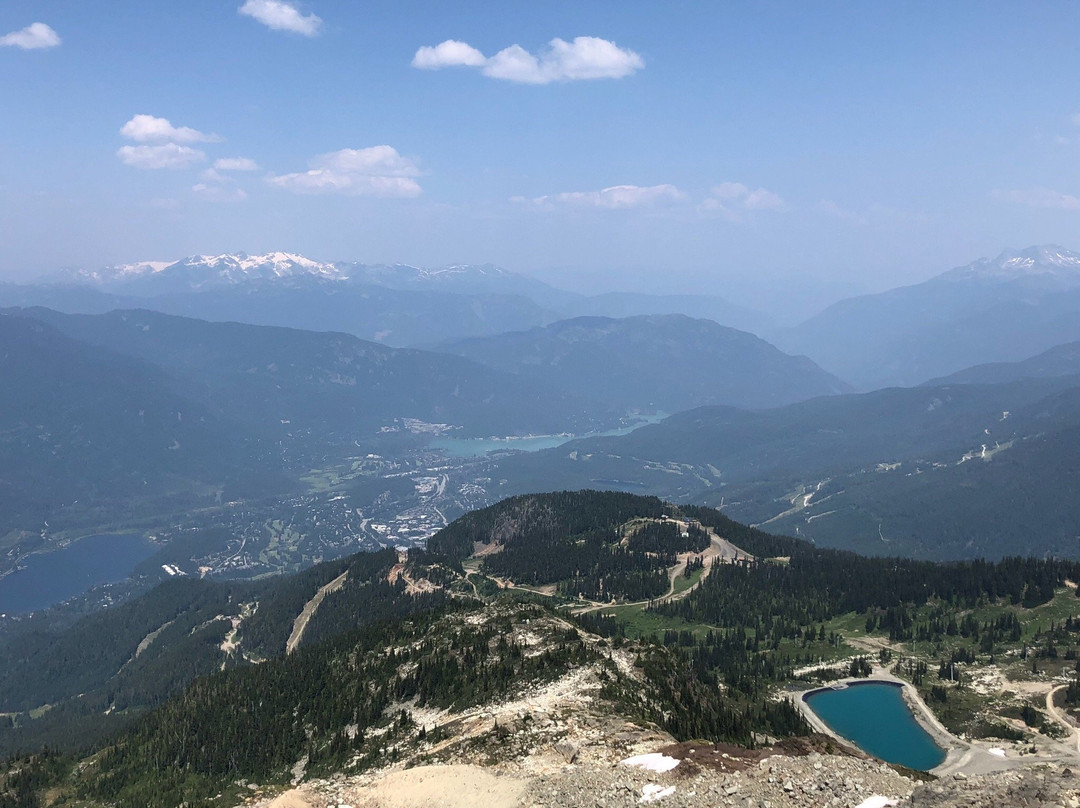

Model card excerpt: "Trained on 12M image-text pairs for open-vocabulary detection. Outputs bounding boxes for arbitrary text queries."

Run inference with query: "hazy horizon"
[3,1,1080,319]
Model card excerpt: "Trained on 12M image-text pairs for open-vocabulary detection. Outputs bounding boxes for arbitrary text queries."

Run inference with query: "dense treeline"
[427,492,705,600]
[78,602,589,808]
[427,491,668,561]
[680,504,1078,614]
[0,750,68,808]
[599,644,807,746]
[0,550,411,757]
[0,578,241,713]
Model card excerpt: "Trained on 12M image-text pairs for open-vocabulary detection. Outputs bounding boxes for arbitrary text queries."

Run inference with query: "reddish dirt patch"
[657,734,865,775]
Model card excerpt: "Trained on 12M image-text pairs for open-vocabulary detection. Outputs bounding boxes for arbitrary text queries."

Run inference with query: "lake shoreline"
[794,670,1034,777]
[0,532,157,616]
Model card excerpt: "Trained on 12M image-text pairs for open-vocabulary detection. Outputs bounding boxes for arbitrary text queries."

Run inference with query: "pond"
[0,533,157,615]
[803,681,946,771]
[430,414,665,458]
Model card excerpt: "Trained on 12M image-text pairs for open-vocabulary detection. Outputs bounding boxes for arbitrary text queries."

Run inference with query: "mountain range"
[6,252,766,346]
[0,307,619,544]
[777,246,1080,388]
[0,304,845,558]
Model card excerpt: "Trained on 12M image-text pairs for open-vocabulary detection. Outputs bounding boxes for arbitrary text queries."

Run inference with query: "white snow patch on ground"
[854,797,897,808]
[988,747,1007,757]
[621,753,681,773]
[640,783,677,802]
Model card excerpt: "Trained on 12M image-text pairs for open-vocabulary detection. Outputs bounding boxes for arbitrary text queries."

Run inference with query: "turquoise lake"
[0,533,157,615]
[804,682,946,771]
[431,414,665,458]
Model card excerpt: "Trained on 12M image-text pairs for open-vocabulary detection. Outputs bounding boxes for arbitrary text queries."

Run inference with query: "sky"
[2,1,1080,318]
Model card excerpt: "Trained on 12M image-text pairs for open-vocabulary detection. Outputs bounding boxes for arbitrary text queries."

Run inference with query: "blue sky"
[2,1,1079,315]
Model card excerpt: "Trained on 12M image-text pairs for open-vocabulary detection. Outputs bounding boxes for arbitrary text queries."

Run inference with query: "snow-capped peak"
[173,252,345,280]
[48,253,536,297]
[66,251,348,290]
[941,245,1080,284]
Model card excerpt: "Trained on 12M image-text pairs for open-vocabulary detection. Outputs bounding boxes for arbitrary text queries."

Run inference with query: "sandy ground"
[353,764,527,808]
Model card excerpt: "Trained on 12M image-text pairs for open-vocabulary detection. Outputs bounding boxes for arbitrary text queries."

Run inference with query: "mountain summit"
[778,244,1080,388]
[56,253,527,293]
[940,245,1080,285]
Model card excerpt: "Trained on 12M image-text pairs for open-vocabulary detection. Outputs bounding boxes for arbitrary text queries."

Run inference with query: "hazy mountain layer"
[10,307,616,440]
[0,315,266,537]
[12,252,766,347]
[483,374,1080,559]
[925,339,1080,386]
[778,246,1080,389]
[438,314,847,413]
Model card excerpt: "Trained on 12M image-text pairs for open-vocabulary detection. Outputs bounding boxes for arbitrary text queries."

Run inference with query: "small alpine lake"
[0,533,157,616]
[803,681,946,772]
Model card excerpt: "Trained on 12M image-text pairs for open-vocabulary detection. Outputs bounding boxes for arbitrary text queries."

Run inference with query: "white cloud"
[120,114,219,144]
[239,0,321,36]
[702,182,786,215]
[213,157,259,171]
[192,183,248,202]
[267,146,422,197]
[519,184,683,210]
[412,39,486,69]
[0,22,61,50]
[992,188,1080,210]
[743,188,785,210]
[117,144,206,170]
[412,36,643,84]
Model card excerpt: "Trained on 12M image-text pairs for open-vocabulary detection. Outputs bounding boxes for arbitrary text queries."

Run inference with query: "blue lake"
[804,681,946,771]
[0,533,157,615]
[431,415,665,458]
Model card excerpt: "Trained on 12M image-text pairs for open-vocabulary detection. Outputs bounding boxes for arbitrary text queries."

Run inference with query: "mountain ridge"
[777,244,1080,388]
[437,313,849,412]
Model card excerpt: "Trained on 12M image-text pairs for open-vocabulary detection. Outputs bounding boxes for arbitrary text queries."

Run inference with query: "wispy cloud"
[816,199,869,225]
[268,146,422,197]
[515,184,683,210]
[239,0,321,36]
[120,114,219,144]
[192,183,248,202]
[213,157,259,171]
[117,144,207,170]
[992,187,1080,210]
[700,182,786,217]
[0,22,60,50]
[413,36,643,84]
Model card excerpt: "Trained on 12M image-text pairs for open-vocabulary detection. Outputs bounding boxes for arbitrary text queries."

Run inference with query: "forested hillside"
[0,315,271,538]
[438,314,848,412]
[5,491,1080,807]
[484,375,1080,559]
[8,307,617,440]
[0,549,438,755]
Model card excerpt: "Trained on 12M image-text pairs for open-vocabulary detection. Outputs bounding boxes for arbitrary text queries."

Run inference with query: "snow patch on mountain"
[941,245,1080,284]
[55,253,523,294]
